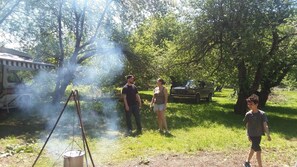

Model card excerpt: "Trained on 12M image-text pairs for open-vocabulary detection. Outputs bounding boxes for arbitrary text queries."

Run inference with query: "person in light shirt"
[150,78,170,135]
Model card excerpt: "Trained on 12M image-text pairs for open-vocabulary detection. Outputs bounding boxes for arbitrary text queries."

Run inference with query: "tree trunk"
[249,62,263,94]
[258,87,270,108]
[234,60,249,115]
[234,90,248,115]
[258,63,293,108]
[53,69,75,104]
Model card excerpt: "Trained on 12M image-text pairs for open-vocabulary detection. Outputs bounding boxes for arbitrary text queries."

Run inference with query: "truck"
[170,80,214,103]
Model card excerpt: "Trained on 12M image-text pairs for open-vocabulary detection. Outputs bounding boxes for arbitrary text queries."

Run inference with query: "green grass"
[0,89,296,166]
[88,88,297,165]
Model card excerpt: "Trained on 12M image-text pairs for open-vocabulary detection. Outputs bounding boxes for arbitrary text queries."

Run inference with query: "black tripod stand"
[32,90,95,167]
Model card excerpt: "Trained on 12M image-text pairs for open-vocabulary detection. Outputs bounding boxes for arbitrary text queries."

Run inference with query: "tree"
[0,0,21,25]
[1,0,125,102]
[123,14,182,88]
[258,22,297,106]
[181,0,297,114]
[0,0,177,101]
[282,65,297,90]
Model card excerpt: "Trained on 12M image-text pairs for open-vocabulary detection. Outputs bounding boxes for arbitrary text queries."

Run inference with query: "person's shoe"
[243,161,251,167]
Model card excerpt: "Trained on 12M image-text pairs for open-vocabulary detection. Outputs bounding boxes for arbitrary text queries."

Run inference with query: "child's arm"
[263,122,271,141]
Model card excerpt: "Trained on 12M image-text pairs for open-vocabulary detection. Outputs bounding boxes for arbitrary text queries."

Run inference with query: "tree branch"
[0,0,11,11]
[78,0,87,43]
[77,51,97,64]
[0,0,21,25]
[79,0,113,50]
[78,48,97,55]
[249,62,263,94]
[73,1,81,49]
[57,0,65,68]
[77,49,111,64]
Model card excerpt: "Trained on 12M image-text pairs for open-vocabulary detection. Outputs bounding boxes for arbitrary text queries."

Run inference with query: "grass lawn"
[0,89,296,166]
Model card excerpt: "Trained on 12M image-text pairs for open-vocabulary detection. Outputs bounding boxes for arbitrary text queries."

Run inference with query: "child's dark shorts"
[250,136,262,151]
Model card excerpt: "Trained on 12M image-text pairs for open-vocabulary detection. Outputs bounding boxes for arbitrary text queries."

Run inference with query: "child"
[243,94,271,167]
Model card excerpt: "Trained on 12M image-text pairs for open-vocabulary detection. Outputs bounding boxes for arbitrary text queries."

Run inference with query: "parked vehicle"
[0,47,54,110]
[170,80,214,103]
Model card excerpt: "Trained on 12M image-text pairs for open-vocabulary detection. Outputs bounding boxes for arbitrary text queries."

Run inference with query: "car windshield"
[185,80,191,87]
[185,80,195,87]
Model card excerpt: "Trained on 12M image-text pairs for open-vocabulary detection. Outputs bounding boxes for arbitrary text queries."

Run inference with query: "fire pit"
[63,150,85,167]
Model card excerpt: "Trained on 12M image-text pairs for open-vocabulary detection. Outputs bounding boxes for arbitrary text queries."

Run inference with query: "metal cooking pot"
[63,150,85,167]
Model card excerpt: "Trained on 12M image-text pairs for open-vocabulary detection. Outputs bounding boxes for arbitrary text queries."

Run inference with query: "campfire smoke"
[4,0,125,165]
[14,42,124,165]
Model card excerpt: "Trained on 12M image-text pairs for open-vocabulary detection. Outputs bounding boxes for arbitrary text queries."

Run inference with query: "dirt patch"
[0,153,36,167]
[268,93,287,103]
[1,150,296,167]
[105,151,290,167]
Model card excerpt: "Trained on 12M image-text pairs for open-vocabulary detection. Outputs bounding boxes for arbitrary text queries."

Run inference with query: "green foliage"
[183,0,297,86]
[5,143,36,155]
[282,66,297,90]
[1,0,297,107]
[124,14,183,88]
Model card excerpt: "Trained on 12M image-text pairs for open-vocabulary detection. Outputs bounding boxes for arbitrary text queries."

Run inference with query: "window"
[7,70,21,83]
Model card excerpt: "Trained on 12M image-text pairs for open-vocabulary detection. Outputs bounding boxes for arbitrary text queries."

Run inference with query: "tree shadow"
[264,105,297,116]
[0,109,47,143]
[214,101,297,139]
[165,101,244,130]
[0,94,296,141]
[268,115,297,139]
[140,95,297,140]
[0,102,124,141]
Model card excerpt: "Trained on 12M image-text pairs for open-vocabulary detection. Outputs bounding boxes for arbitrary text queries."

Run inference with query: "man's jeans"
[125,105,142,132]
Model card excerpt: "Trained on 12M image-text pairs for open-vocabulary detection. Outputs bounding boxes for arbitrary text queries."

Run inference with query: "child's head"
[246,94,259,110]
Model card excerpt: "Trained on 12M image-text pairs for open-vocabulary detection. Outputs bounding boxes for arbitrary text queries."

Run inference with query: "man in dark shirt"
[122,75,142,136]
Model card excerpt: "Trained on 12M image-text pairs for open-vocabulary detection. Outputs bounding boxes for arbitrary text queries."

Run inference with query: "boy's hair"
[246,94,259,104]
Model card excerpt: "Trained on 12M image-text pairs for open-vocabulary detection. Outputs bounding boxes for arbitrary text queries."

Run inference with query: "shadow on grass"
[140,93,297,139]
[0,110,47,142]
[165,101,243,130]
[261,105,297,139]
[268,115,297,139]
[0,92,296,141]
[138,98,243,134]
[264,105,297,116]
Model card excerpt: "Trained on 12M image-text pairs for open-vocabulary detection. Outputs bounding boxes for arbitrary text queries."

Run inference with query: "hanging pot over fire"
[63,150,85,167]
